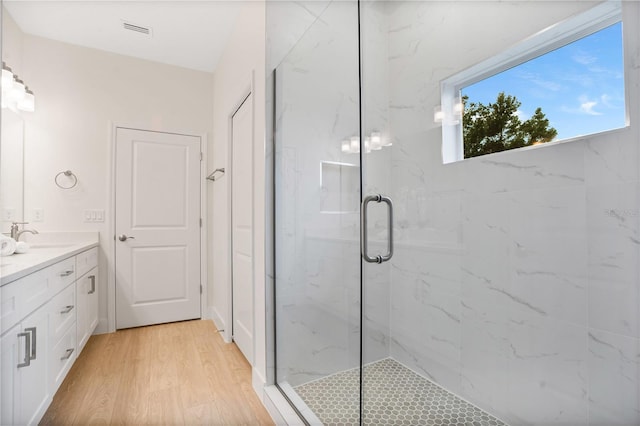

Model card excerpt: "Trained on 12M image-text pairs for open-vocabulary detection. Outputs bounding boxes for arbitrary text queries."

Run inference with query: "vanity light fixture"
[1,62,36,112]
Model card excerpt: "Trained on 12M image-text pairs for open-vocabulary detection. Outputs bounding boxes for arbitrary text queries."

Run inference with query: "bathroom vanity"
[0,234,99,425]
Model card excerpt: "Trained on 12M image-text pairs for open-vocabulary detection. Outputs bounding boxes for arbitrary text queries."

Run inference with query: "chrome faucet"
[10,222,39,242]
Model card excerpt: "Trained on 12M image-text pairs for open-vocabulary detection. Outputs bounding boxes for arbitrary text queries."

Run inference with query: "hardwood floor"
[40,320,274,425]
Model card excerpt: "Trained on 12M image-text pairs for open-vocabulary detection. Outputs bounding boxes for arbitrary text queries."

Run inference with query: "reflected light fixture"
[341,131,391,154]
[350,136,360,154]
[370,132,382,150]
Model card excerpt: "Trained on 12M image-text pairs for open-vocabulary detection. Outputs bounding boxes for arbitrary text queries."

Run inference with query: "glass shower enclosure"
[270,0,640,424]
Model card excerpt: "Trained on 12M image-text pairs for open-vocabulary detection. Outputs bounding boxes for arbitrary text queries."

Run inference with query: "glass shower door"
[273,1,363,423]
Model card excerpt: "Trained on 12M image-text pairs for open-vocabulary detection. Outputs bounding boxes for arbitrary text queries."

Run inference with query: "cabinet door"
[87,269,99,337]
[77,267,98,353]
[1,324,21,426]
[18,306,51,426]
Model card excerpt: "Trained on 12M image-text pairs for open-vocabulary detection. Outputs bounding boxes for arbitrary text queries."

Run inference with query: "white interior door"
[231,94,254,363]
[115,128,201,329]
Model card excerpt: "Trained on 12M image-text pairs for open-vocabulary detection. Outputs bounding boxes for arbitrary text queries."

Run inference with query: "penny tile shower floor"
[294,358,506,426]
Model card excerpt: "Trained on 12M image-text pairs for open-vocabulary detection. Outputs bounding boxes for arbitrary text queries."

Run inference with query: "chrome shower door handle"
[378,195,394,262]
[361,194,394,264]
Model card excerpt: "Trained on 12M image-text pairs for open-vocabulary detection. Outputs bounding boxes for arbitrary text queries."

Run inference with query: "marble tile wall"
[385,1,640,424]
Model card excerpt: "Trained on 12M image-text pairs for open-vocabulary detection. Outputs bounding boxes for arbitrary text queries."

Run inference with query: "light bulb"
[10,76,26,103]
[350,136,360,154]
[18,88,35,112]
[434,105,444,123]
[370,132,382,150]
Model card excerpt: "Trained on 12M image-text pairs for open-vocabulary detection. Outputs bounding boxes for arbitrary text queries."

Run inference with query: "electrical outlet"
[33,208,44,222]
[1,208,16,221]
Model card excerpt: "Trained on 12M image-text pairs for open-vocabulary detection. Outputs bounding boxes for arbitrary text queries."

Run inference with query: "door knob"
[118,234,135,242]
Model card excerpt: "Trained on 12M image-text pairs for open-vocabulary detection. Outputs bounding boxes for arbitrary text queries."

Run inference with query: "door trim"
[107,122,208,333]
[223,73,255,358]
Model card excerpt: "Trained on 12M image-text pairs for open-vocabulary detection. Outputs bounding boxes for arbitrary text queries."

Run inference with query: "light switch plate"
[83,209,105,223]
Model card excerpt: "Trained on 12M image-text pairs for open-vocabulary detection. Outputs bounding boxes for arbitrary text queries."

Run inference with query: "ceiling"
[4,1,245,72]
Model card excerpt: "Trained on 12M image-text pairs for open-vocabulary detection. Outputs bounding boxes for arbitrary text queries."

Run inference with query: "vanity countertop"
[0,232,99,286]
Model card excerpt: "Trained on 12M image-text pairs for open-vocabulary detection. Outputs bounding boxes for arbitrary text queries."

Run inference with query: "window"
[440,1,625,163]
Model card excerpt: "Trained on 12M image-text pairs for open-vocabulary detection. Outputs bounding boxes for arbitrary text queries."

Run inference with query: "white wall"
[6,13,214,333]
[208,0,267,393]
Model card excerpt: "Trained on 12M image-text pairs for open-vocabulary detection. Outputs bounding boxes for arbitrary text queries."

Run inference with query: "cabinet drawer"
[1,267,54,335]
[76,247,98,279]
[1,279,24,334]
[50,323,76,393]
[49,284,76,343]
[48,257,76,296]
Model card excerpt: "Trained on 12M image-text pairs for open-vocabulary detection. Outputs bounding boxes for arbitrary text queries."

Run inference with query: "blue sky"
[462,22,625,141]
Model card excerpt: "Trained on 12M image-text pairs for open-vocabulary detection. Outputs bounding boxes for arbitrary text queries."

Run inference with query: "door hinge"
[200,218,203,227]
[200,152,203,161]
[200,284,203,294]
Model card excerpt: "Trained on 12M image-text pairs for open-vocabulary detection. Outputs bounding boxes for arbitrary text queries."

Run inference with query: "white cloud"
[561,95,603,116]
[572,51,597,65]
[516,70,563,92]
[580,101,602,115]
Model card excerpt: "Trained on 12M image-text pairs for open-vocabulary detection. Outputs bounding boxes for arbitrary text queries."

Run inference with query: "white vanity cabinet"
[0,243,98,426]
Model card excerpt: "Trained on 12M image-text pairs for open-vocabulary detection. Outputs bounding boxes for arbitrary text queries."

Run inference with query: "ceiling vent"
[122,21,152,37]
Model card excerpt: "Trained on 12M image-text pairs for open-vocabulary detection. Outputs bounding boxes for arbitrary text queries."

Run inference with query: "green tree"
[462,92,557,159]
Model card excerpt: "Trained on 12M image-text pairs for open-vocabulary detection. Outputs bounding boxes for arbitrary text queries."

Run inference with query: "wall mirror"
[0,108,25,233]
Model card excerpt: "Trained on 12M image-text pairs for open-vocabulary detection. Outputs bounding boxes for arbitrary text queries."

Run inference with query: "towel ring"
[55,170,78,189]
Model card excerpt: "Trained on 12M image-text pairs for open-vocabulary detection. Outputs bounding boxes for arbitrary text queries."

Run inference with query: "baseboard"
[264,385,306,426]
[94,318,109,334]
[210,306,232,343]
[252,368,267,398]
[202,305,212,320]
